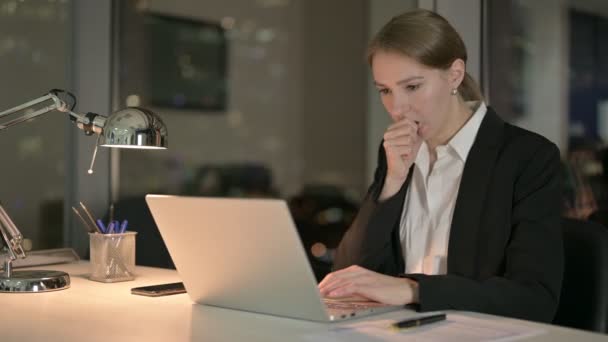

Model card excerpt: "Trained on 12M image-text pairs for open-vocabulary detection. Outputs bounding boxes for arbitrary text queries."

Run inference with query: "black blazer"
[333,107,563,323]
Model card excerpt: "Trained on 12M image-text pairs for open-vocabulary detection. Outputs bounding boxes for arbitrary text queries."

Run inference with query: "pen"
[119,220,128,233]
[390,313,446,330]
[107,221,115,234]
[96,219,107,233]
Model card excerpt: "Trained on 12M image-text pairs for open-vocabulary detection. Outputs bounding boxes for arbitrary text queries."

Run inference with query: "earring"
[451,88,458,96]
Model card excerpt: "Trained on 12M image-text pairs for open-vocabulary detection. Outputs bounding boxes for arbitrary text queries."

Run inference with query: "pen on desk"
[390,313,446,331]
[72,207,96,233]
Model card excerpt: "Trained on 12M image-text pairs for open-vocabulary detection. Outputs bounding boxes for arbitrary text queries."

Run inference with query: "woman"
[318,9,563,323]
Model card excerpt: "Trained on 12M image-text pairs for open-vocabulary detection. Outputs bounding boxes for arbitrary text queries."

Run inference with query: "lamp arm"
[0,203,25,259]
[0,91,107,269]
[0,92,106,134]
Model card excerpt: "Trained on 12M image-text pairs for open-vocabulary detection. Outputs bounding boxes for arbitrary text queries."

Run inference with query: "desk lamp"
[0,89,167,292]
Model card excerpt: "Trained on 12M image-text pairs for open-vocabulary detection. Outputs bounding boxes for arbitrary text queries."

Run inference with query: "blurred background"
[1,0,607,280]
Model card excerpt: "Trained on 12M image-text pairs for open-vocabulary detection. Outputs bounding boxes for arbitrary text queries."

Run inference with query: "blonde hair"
[367,9,483,102]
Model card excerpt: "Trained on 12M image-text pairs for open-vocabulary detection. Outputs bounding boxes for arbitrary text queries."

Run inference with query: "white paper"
[304,314,545,342]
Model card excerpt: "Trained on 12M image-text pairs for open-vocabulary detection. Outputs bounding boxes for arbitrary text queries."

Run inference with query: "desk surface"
[2,262,605,342]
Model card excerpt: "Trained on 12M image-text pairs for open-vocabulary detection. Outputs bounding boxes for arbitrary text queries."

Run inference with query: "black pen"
[391,313,446,330]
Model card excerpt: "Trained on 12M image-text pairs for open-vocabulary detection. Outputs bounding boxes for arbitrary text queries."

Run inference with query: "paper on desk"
[0,248,79,270]
[304,313,545,342]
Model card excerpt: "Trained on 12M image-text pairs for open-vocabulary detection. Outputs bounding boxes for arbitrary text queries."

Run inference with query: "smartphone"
[131,282,186,297]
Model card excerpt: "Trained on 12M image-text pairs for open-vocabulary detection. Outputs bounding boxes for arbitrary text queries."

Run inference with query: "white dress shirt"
[399,102,487,275]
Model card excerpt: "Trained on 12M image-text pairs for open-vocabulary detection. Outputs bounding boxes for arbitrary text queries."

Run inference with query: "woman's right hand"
[379,118,422,201]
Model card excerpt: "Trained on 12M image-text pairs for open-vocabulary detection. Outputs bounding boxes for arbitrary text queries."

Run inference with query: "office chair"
[589,209,608,229]
[553,218,608,333]
[289,185,358,281]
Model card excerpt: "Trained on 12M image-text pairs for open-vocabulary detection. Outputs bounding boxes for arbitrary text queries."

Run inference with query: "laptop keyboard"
[323,299,394,320]
[323,299,389,310]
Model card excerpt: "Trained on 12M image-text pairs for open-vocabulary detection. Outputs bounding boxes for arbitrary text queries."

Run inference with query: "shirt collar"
[416,140,430,178]
[447,101,487,162]
[414,101,487,174]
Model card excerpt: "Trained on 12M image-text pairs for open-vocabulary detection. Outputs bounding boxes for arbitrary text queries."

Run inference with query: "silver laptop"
[145,195,403,322]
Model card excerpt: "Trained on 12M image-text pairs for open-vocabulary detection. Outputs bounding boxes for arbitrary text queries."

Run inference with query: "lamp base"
[0,270,70,292]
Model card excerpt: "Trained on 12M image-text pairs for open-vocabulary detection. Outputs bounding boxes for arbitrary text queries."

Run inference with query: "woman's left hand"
[318,265,419,305]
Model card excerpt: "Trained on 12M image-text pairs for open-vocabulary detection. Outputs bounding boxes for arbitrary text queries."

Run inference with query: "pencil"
[79,201,101,233]
[72,206,96,233]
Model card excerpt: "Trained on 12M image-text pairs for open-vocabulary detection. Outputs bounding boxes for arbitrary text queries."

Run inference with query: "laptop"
[145,195,404,322]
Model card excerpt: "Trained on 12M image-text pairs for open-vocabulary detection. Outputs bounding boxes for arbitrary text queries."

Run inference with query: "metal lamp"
[100,107,168,149]
[0,89,168,292]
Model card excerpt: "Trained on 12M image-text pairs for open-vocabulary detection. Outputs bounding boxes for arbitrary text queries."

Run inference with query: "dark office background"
[2,0,608,282]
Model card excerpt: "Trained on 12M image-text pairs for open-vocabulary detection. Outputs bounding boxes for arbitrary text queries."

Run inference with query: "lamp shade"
[99,107,168,149]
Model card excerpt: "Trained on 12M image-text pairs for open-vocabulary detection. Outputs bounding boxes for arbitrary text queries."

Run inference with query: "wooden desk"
[2,262,605,341]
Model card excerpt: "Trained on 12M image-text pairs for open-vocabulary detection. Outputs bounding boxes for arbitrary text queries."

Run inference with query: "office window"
[0,0,71,250]
[114,0,417,277]
[485,0,608,222]
[144,13,228,111]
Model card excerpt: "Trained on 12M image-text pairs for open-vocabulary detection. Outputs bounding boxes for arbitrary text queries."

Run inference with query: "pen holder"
[89,232,137,283]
